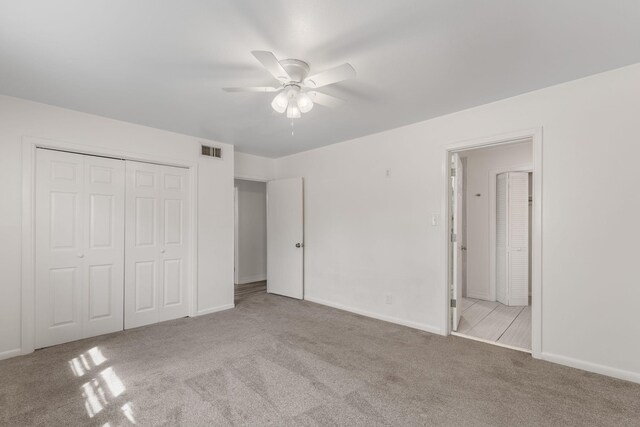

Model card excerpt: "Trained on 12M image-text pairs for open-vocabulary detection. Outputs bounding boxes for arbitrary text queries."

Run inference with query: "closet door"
[507,172,530,306]
[495,172,529,307]
[83,155,126,338]
[496,173,508,305]
[35,149,125,349]
[124,161,190,329]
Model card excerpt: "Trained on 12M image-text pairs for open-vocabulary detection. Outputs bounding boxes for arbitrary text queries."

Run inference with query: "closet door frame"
[21,136,199,355]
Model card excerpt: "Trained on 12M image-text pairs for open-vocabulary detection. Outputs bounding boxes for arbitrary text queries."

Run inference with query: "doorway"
[234,179,268,304]
[446,132,541,354]
[233,176,305,304]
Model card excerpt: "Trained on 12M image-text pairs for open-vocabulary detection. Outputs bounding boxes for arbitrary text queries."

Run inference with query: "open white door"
[267,177,304,299]
[451,154,464,331]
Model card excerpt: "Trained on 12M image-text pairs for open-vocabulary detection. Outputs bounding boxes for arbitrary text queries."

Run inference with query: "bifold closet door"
[35,149,125,349]
[124,161,190,329]
[496,172,529,307]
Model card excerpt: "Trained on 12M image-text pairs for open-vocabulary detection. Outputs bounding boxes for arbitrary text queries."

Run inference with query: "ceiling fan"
[223,51,356,119]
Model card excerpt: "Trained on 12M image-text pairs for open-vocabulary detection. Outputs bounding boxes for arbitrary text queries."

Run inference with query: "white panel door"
[35,149,125,348]
[267,177,304,299]
[507,172,530,306]
[83,155,126,338]
[451,154,463,331]
[125,161,190,329]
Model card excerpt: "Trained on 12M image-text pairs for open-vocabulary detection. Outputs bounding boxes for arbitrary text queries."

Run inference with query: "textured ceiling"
[1,0,639,157]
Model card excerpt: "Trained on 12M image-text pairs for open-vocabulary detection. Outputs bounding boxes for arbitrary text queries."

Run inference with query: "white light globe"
[271,91,288,113]
[296,92,314,113]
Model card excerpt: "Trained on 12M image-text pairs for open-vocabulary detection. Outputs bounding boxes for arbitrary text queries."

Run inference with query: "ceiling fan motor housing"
[279,59,310,83]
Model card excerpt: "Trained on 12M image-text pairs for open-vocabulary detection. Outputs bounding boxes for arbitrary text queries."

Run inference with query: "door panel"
[496,173,508,305]
[125,161,190,328]
[134,261,156,311]
[163,259,182,306]
[35,149,125,348]
[88,265,113,319]
[267,177,304,299]
[36,150,85,347]
[507,172,530,306]
[50,267,79,326]
[82,155,125,338]
[496,172,529,307]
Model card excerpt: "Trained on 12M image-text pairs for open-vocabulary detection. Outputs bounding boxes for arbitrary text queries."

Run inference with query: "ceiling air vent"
[201,145,222,159]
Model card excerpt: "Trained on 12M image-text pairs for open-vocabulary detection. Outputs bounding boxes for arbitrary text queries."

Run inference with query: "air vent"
[201,145,222,159]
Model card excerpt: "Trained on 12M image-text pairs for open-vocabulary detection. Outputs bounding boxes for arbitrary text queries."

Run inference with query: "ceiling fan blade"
[304,63,356,88]
[222,86,281,92]
[251,50,291,82]
[309,91,344,108]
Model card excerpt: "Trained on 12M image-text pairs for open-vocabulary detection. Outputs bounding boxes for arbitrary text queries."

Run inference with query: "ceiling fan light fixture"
[286,102,301,119]
[271,91,289,113]
[296,92,314,113]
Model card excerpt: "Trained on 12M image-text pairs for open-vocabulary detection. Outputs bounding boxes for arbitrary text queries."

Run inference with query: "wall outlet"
[385,295,393,304]
[431,214,440,226]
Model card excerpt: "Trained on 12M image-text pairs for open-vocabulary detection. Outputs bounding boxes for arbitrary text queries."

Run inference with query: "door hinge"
[450,299,457,308]
[451,232,457,243]
[451,167,456,177]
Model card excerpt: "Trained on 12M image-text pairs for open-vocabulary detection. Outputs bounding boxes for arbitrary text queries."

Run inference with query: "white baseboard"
[304,296,442,335]
[237,274,266,285]
[0,348,22,361]
[466,291,492,301]
[541,352,640,385]
[196,303,235,316]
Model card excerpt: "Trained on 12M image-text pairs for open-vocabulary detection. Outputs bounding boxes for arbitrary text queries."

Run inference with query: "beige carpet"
[1,292,639,426]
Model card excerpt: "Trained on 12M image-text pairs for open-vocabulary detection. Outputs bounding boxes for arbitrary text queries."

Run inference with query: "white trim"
[0,348,22,361]
[234,174,270,182]
[465,291,491,301]
[195,303,235,316]
[452,332,531,354]
[441,128,543,359]
[21,135,200,356]
[541,352,640,385]
[237,274,267,285]
[305,296,442,335]
[488,163,533,301]
[233,186,239,285]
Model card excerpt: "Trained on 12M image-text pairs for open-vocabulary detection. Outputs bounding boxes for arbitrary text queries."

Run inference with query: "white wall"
[234,151,275,181]
[276,63,640,382]
[235,179,267,284]
[462,142,532,300]
[0,95,234,359]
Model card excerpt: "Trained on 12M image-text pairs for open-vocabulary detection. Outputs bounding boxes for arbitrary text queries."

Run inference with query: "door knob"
[295,243,303,248]
[78,253,84,258]
[160,248,166,253]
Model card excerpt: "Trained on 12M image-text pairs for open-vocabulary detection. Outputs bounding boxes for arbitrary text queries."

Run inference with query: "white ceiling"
[1,1,639,157]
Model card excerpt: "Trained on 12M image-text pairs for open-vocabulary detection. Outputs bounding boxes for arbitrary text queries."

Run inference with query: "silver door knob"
[160,249,166,253]
[295,243,303,248]
[78,253,84,258]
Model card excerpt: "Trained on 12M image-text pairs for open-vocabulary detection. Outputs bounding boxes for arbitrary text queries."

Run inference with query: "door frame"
[488,164,532,302]
[232,175,269,289]
[442,128,543,358]
[233,186,239,285]
[21,136,199,355]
